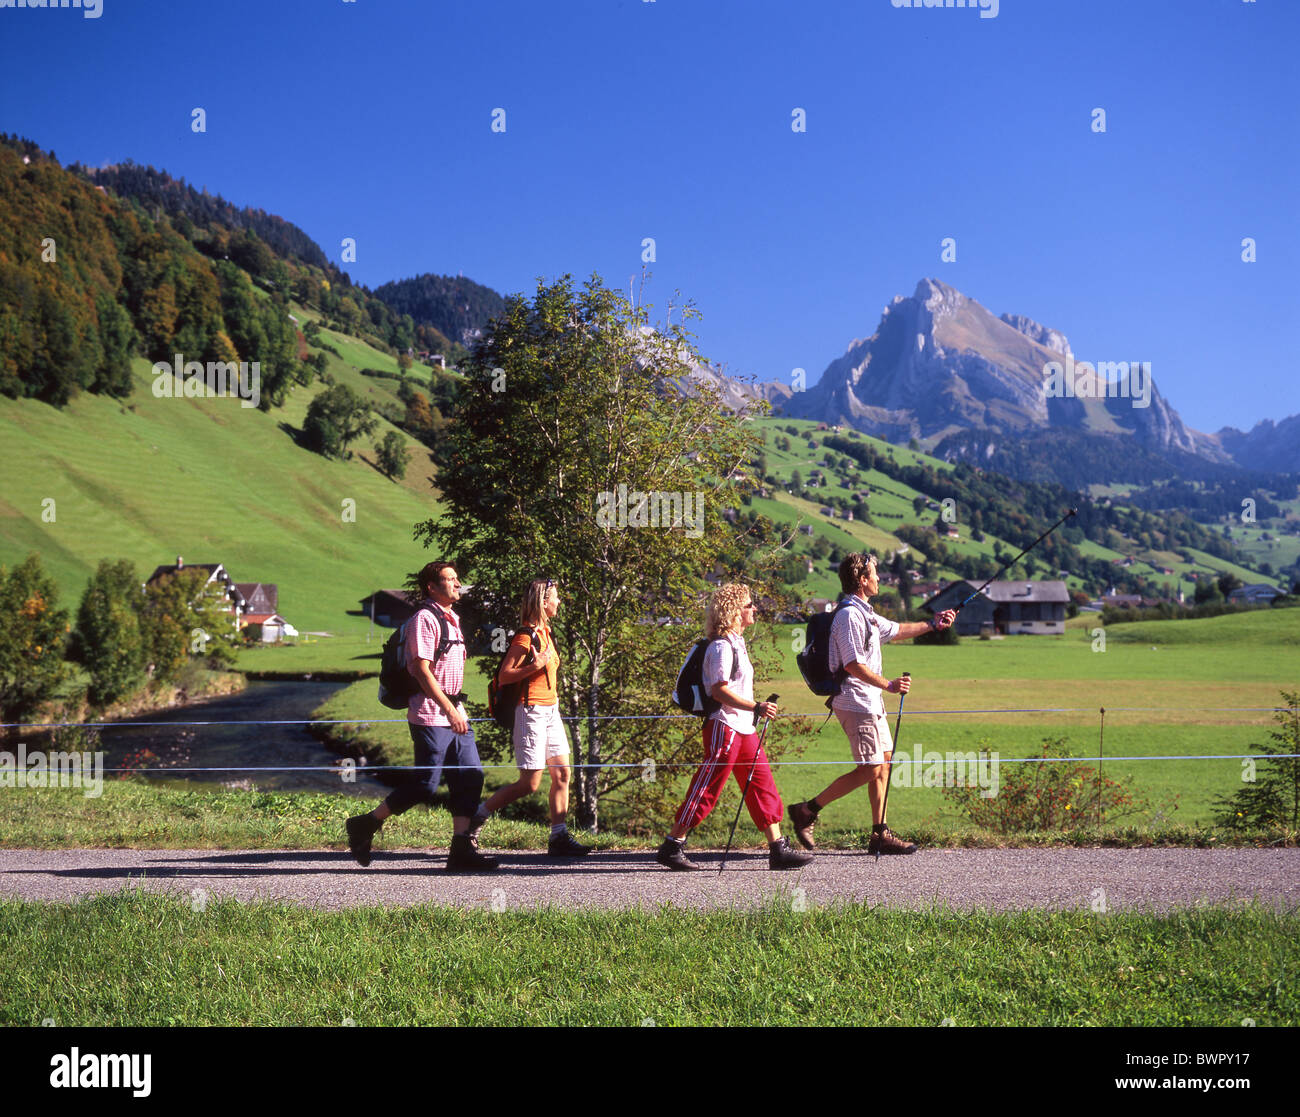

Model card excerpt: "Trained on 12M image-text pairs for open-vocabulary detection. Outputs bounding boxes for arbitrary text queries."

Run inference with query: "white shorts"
[512,704,570,770]
[835,708,894,766]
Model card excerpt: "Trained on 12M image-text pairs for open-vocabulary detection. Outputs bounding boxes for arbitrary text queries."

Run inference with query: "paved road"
[1,847,1296,912]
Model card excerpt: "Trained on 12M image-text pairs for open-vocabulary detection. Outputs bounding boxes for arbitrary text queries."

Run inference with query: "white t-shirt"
[829,595,900,716]
[702,632,755,734]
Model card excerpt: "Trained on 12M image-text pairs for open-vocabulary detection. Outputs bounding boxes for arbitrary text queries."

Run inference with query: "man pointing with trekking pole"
[788,552,955,856]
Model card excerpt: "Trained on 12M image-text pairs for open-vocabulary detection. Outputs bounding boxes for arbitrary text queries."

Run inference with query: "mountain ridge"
[766,277,1295,480]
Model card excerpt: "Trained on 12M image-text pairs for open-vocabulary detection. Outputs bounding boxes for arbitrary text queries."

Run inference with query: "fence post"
[1097,706,1105,827]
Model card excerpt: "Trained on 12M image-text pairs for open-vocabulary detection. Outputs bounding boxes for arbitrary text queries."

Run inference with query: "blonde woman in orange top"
[467,578,592,858]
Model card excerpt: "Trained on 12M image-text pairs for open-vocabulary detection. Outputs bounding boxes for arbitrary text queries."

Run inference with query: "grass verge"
[1,891,1293,1026]
[0,783,1290,850]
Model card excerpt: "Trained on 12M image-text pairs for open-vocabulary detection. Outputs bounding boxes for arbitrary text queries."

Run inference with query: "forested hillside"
[373,273,505,348]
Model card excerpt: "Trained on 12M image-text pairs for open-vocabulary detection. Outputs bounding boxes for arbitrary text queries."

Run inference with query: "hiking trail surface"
[2,847,1296,911]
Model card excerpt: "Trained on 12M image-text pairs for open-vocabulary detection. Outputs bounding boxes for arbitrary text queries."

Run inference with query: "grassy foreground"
[1,892,1293,1026]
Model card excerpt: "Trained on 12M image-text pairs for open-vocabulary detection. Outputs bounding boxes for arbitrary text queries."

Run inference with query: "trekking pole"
[955,507,1077,614]
[876,673,909,862]
[718,693,779,875]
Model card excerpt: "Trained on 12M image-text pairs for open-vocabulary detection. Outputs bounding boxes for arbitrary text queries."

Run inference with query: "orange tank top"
[514,623,557,706]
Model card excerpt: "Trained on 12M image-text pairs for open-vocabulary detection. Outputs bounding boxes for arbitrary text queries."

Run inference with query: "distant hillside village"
[146,557,297,642]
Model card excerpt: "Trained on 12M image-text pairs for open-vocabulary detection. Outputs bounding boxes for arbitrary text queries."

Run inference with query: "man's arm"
[892,609,956,642]
[842,659,908,694]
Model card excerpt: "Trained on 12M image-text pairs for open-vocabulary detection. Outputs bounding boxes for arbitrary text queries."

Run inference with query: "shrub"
[943,736,1167,832]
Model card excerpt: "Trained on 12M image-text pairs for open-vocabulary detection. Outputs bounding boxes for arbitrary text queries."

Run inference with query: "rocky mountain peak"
[780,278,1207,466]
[999,312,1073,358]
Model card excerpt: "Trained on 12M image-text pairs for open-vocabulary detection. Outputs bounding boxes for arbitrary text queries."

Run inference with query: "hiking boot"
[768,837,814,871]
[465,808,490,845]
[547,830,593,858]
[446,833,499,872]
[868,827,918,856]
[345,813,380,868]
[787,801,817,851]
[655,838,701,871]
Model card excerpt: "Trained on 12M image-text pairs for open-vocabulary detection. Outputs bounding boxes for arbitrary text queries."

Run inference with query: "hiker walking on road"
[656,583,812,872]
[345,561,497,872]
[466,579,591,858]
[787,552,955,856]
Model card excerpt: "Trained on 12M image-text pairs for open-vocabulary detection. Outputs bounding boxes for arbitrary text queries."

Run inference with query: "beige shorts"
[835,708,894,766]
[513,704,570,770]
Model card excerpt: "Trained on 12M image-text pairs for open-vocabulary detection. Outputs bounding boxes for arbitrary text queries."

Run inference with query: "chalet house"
[925,579,1069,635]
[233,583,296,642]
[146,558,296,640]
[1228,584,1283,605]
[358,589,419,628]
[145,558,240,632]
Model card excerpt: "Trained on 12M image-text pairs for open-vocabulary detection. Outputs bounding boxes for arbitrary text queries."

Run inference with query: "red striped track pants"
[673,718,783,831]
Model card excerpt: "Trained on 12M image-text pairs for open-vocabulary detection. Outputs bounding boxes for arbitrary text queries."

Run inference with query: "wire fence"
[3,706,1294,775]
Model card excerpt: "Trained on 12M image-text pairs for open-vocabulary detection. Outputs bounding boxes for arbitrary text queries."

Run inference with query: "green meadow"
[0,356,442,634]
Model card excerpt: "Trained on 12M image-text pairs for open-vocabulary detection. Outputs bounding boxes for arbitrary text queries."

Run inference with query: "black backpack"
[671,637,741,717]
[377,605,453,710]
[486,625,540,729]
[795,598,851,697]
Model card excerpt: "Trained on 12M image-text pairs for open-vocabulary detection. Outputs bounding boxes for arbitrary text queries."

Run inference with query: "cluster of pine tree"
[374,273,505,349]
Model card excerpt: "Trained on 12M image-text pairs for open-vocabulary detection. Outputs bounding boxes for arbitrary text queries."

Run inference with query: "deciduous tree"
[0,554,69,732]
[414,275,789,831]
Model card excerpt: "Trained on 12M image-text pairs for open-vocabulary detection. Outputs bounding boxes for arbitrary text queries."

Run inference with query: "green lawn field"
[2,892,1293,1026]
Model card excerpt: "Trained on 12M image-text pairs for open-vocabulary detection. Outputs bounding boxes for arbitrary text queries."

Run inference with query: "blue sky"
[2,0,1296,433]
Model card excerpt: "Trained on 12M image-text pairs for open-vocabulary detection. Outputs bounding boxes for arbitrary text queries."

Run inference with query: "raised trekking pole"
[876,673,909,863]
[954,507,1078,614]
[718,693,779,875]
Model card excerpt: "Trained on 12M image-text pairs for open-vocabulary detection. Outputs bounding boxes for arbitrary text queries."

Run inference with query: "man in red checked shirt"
[346,561,498,872]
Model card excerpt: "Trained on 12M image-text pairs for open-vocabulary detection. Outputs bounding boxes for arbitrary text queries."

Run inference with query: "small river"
[91,680,384,796]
